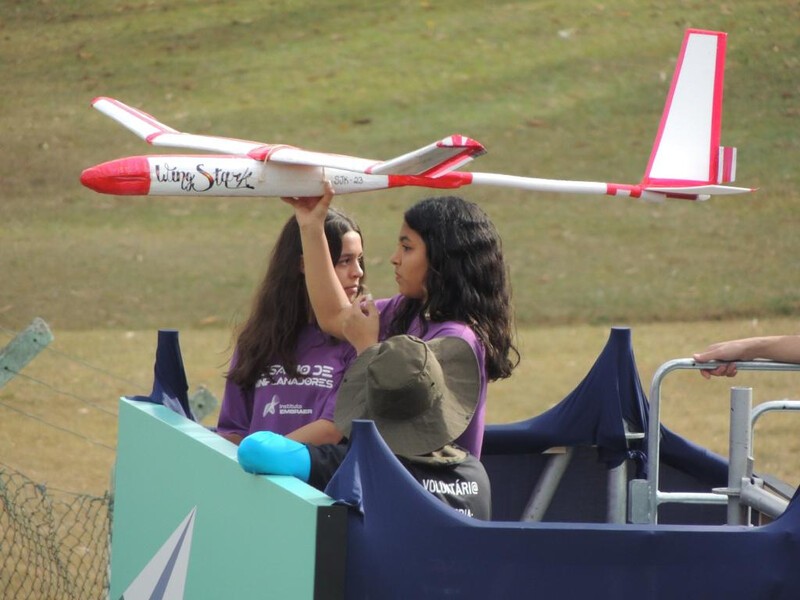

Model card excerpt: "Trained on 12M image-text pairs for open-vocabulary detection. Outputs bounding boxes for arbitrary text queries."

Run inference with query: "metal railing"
[628,359,800,525]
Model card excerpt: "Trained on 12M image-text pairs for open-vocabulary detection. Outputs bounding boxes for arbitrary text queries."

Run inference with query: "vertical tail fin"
[641,30,733,188]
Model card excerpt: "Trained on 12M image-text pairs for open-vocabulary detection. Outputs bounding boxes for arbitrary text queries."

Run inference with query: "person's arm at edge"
[693,335,800,379]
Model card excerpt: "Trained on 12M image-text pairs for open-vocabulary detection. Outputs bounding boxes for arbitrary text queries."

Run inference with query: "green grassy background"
[3,0,799,330]
[1,0,799,494]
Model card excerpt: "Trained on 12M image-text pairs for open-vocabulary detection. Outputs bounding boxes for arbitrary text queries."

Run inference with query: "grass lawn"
[1,1,799,495]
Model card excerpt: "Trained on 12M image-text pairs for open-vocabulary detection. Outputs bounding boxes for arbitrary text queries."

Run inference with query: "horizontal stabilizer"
[643,183,752,196]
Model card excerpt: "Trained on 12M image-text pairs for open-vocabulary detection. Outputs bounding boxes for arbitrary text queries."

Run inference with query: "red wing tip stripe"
[437,135,486,153]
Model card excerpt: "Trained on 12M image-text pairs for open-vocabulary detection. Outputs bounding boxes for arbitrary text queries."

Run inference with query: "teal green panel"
[110,399,338,599]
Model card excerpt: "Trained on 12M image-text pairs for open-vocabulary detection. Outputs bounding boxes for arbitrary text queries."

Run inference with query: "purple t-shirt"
[217,325,357,438]
[376,295,488,458]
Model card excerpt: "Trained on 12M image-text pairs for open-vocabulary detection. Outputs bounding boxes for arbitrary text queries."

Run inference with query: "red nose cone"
[80,156,151,195]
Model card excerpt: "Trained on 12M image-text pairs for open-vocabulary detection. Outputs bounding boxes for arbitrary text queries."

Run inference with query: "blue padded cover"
[326,419,800,599]
[482,327,727,479]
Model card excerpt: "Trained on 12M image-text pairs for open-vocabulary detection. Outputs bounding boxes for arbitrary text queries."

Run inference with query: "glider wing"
[367,135,486,177]
[257,135,486,176]
[91,97,484,177]
[91,96,267,156]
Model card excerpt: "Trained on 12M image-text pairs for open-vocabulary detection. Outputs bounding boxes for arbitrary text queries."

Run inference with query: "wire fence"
[0,320,220,596]
[0,465,111,599]
[0,320,138,599]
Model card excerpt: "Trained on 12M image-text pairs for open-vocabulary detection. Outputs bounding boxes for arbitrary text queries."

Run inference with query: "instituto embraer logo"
[262,395,280,417]
[262,394,314,418]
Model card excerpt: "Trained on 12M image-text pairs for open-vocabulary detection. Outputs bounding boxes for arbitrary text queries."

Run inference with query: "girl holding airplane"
[284,182,518,458]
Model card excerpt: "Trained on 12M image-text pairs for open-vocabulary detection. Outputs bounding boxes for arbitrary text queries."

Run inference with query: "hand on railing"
[693,335,800,379]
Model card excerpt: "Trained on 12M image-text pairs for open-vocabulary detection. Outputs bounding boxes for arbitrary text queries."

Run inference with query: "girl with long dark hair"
[217,208,364,445]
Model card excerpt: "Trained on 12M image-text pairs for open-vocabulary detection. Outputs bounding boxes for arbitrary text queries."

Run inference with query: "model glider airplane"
[81,29,752,202]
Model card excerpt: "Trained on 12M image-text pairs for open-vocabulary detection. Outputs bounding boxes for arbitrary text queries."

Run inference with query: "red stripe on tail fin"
[718,146,736,183]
